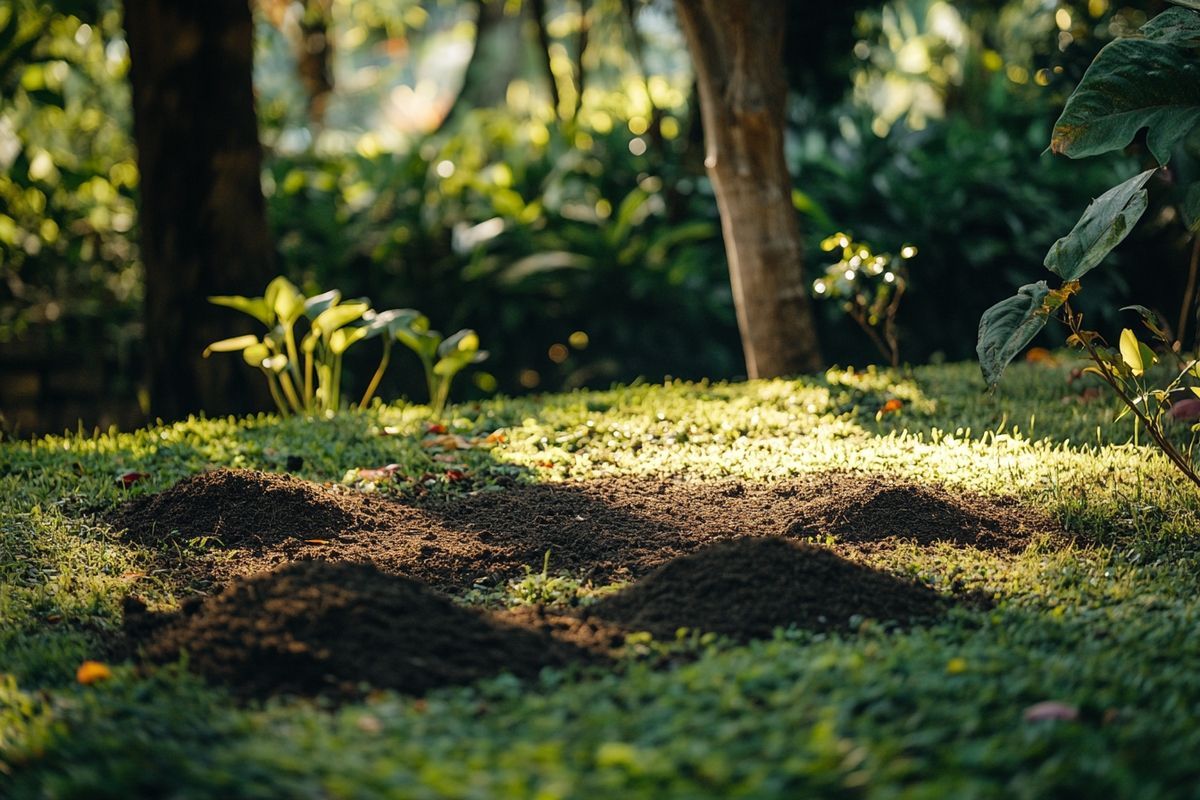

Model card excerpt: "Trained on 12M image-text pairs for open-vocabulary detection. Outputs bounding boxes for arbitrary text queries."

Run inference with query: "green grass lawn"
[4,358,1200,798]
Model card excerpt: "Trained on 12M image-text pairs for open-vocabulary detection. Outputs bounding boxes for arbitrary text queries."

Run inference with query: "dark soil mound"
[113,468,381,548]
[131,560,590,698]
[112,470,1055,596]
[592,537,946,641]
[785,480,1045,553]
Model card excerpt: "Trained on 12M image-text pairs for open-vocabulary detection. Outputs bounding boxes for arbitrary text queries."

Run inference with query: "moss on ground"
[4,358,1200,797]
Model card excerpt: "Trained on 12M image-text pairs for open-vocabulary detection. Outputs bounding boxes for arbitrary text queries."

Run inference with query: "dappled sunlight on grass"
[6,360,1200,796]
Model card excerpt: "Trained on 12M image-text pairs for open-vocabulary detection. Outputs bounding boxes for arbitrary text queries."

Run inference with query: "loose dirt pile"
[784,480,1046,554]
[130,560,596,698]
[113,468,384,548]
[592,537,947,641]
[111,469,1057,595]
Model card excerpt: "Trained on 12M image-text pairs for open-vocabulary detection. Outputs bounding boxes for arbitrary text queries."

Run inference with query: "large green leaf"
[1050,7,1200,163]
[977,282,1052,388]
[1044,169,1155,281]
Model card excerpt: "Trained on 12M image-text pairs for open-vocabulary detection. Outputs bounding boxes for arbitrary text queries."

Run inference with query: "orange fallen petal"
[1025,346,1054,364]
[76,660,112,685]
[882,399,903,414]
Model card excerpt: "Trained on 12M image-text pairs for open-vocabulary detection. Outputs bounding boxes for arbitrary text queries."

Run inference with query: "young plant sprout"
[393,320,489,417]
[813,232,915,368]
[203,276,486,417]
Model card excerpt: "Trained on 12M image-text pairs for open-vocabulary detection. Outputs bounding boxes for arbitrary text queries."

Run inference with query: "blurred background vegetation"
[0,0,1188,433]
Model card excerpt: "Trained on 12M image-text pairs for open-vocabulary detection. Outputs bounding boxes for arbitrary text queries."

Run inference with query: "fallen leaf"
[425,422,448,435]
[485,431,507,444]
[76,660,112,685]
[444,469,467,482]
[358,464,402,482]
[119,571,146,582]
[379,425,402,436]
[1023,701,1079,722]
[355,714,383,734]
[45,614,62,624]
[433,453,463,464]
[304,539,331,545]
[116,471,149,488]
[422,434,472,451]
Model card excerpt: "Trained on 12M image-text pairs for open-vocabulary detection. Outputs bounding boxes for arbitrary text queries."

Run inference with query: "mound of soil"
[131,560,593,698]
[113,468,382,548]
[785,480,1045,553]
[111,469,1056,596]
[592,537,946,641]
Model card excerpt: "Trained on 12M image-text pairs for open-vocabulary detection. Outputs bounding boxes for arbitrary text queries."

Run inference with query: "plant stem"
[1179,234,1200,349]
[277,370,304,414]
[304,347,313,412]
[358,339,391,410]
[264,370,290,416]
[283,323,304,393]
[1066,304,1200,489]
[332,354,343,410]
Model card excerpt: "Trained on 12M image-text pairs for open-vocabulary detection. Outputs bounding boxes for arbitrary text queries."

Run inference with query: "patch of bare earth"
[111,468,1057,595]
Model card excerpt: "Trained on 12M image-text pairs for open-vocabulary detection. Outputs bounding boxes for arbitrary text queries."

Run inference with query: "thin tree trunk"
[530,0,561,115]
[674,0,822,377]
[126,0,274,420]
[296,0,334,127]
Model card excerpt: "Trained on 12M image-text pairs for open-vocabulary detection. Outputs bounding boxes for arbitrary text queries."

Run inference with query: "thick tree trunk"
[126,0,274,420]
[675,0,822,377]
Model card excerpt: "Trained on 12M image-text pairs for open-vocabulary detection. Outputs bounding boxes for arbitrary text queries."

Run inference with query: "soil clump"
[130,560,598,698]
[784,480,1045,554]
[592,537,947,641]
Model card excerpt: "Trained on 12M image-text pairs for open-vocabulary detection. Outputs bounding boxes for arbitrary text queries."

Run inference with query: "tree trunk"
[674,0,822,377]
[125,0,274,420]
[438,0,528,131]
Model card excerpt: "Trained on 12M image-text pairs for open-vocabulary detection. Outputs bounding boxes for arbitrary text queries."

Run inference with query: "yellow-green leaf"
[1119,328,1157,376]
[203,334,259,357]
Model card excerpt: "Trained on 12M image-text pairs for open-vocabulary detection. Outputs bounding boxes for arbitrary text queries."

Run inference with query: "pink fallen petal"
[1170,399,1200,422]
[1023,701,1079,722]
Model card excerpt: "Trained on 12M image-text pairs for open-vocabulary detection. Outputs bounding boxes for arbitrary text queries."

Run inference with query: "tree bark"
[674,0,822,377]
[437,0,528,132]
[125,0,274,420]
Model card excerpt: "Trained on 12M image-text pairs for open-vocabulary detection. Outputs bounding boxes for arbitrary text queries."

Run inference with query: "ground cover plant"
[5,358,1200,797]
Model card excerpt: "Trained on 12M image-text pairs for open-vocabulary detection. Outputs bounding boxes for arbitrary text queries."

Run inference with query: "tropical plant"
[812,233,915,368]
[977,0,1200,489]
[202,276,429,416]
